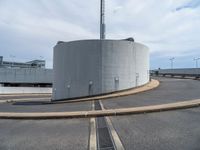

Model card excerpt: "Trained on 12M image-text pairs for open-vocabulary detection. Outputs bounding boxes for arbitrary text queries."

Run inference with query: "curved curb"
[0,79,159,104]
[51,79,160,104]
[0,99,200,119]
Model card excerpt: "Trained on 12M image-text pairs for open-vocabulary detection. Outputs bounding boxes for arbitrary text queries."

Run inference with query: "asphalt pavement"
[0,119,89,150]
[110,107,200,150]
[0,92,91,113]
[102,77,200,109]
[0,100,92,112]
[0,77,199,149]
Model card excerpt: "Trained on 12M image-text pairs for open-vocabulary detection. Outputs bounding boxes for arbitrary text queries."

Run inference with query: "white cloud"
[106,0,200,62]
[0,0,199,68]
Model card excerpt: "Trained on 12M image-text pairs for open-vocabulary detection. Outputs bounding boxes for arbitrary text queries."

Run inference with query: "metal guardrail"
[151,69,200,79]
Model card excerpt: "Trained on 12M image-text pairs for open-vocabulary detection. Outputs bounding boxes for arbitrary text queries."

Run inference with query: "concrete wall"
[52,40,149,100]
[53,40,102,99]
[0,68,52,84]
[0,87,52,94]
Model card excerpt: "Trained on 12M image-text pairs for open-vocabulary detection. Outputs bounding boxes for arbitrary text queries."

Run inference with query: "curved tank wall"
[52,40,149,100]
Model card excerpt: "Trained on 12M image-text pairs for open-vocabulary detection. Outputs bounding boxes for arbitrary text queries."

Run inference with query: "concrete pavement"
[102,77,200,109]
[0,77,200,149]
[0,79,159,114]
[109,107,200,150]
[0,119,89,150]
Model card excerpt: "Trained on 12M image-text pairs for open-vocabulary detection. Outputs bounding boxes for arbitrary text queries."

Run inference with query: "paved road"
[0,100,92,112]
[0,94,91,112]
[0,77,199,149]
[102,77,200,109]
[0,119,89,150]
[110,107,200,150]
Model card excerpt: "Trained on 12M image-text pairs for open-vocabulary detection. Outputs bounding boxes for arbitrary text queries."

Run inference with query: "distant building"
[0,56,51,88]
[0,56,45,68]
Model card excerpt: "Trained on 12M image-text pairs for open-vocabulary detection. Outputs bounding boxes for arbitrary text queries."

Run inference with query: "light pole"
[169,57,175,69]
[39,56,43,60]
[193,57,200,68]
[38,56,44,68]
[9,55,15,68]
[100,0,106,39]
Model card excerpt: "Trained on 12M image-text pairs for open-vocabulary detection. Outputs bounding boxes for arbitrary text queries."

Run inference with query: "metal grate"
[95,100,101,110]
[95,101,115,150]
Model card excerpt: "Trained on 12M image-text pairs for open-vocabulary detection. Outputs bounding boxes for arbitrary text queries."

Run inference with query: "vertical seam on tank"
[100,40,103,94]
[134,42,136,87]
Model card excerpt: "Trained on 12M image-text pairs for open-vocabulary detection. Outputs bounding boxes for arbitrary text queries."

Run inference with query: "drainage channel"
[95,100,116,150]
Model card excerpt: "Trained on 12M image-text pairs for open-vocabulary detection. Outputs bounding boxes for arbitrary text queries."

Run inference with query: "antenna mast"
[100,0,106,39]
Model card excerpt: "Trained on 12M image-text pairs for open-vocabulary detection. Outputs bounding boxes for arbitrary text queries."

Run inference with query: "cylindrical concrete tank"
[52,39,149,101]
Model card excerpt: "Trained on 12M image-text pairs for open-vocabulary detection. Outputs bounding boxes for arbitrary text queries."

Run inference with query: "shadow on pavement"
[12,101,52,106]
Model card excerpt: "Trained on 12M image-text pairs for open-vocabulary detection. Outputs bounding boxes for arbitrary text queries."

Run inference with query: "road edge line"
[89,101,97,150]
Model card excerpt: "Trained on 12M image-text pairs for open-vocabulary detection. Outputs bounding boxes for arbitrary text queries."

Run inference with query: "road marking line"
[89,101,97,150]
[89,117,97,150]
[99,100,125,150]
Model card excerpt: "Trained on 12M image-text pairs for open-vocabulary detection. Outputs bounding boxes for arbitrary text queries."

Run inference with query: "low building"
[0,56,45,68]
[0,68,52,87]
[0,56,52,87]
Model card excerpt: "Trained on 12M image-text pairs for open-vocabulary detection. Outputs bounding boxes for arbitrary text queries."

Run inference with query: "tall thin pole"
[100,0,106,40]
[169,57,175,69]
[10,55,15,68]
[193,58,200,68]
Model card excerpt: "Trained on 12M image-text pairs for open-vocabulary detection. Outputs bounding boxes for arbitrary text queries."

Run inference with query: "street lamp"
[9,55,15,68]
[169,57,175,69]
[36,56,44,68]
[39,56,44,60]
[193,57,200,68]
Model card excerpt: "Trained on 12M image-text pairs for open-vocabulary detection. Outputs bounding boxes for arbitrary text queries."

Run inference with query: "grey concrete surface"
[0,99,91,112]
[0,86,52,94]
[110,107,200,150]
[0,119,89,150]
[0,68,52,84]
[53,40,149,100]
[102,77,200,109]
[0,95,51,100]
[0,77,199,149]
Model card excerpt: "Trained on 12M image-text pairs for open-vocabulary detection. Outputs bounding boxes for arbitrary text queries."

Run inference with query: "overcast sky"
[0,0,200,69]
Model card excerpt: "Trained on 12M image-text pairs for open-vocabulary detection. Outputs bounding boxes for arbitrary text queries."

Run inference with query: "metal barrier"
[151,68,200,79]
